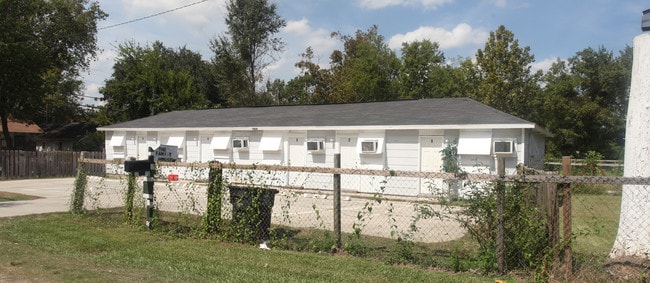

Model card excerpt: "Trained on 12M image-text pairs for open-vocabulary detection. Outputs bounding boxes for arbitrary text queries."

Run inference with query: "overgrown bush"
[581,151,604,176]
[227,186,277,243]
[124,173,136,223]
[456,181,551,273]
[202,165,223,235]
[70,164,87,214]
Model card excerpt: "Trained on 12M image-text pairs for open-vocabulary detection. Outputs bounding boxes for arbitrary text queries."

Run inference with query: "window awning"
[259,133,282,151]
[457,130,492,155]
[109,133,125,147]
[211,134,231,150]
[166,136,185,147]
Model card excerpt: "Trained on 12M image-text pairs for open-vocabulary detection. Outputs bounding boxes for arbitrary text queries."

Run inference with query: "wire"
[98,0,209,31]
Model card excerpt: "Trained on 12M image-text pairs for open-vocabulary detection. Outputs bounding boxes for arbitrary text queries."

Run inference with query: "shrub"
[457,181,551,273]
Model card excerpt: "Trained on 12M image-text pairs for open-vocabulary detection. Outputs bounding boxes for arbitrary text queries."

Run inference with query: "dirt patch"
[604,256,650,282]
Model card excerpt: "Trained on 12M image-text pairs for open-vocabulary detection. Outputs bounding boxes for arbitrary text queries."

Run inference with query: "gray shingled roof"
[100,98,542,131]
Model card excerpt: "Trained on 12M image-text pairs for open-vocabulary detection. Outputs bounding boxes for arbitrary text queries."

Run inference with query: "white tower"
[610,25,650,258]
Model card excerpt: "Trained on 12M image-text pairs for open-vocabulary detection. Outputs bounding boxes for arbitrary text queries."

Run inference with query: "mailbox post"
[124,148,156,229]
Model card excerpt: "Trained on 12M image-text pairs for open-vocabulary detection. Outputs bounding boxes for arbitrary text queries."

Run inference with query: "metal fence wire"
[76,157,650,279]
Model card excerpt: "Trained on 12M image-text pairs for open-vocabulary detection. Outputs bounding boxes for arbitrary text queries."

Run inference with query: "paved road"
[0,178,75,218]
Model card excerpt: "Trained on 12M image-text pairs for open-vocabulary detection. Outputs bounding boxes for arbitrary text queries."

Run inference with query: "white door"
[339,137,359,191]
[419,136,444,194]
[288,136,307,187]
[137,135,148,160]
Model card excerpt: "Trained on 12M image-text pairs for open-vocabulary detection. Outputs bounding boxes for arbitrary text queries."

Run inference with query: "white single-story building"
[98,98,551,196]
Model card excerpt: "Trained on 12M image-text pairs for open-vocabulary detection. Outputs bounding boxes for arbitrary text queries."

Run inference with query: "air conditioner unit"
[493,141,514,154]
[307,140,324,152]
[361,140,378,153]
[232,137,249,149]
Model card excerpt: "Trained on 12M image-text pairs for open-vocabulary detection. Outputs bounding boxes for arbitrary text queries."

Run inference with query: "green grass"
[0,183,624,282]
[0,191,41,202]
[572,193,621,257]
[0,213,506,282]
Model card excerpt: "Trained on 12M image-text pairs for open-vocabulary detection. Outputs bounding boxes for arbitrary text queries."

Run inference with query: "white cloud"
[117,0,227,33]
[281,18,339,66]
[358,0,454,10]
[531,57,560,73]
[263,18,343,82]
[388,23,489,50]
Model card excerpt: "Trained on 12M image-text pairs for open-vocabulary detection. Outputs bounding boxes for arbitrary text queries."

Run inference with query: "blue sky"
[81,0,647,106]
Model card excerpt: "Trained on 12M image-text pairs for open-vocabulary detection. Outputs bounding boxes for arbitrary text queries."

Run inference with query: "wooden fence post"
[561,156,572,279]
[537,182,560,260]
[333,153,342,249]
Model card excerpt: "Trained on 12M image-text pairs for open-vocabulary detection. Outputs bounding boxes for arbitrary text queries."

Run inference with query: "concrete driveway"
[0,178,75,218]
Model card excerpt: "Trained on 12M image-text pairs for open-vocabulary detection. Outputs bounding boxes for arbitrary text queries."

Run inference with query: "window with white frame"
[232,137,249,149]
[306,139,324,152]
[493,140,515,154]
[361,140,378,153]
[356,132,384,154]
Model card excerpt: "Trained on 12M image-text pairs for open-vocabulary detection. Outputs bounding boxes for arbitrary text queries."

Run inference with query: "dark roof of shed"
[100,98,536,130]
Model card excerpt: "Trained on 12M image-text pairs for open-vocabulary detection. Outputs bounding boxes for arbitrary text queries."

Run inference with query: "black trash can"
[228,186,279,242]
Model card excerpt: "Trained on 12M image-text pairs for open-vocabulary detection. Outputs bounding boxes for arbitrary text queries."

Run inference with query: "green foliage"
[398,40,446,99]
[70,164,87,214]
[227,186,277,243]
[211,0,286,106]
[458,182,550,273]
[282,47,333,104]
[541,47,630,159]
[581,151,605,176]
[465,25,543,122]
[123,174,136,224]
[441,142,460,174]
[343,238,371,257]
[0,0,106,148]
[73,131,104,152]
[202,165,224,235]
[100,41,212,123]
[329,25,401,102]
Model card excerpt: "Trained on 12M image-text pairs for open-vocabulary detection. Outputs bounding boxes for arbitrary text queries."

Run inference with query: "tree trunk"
[0,113,14,150]
[610,33,650,259]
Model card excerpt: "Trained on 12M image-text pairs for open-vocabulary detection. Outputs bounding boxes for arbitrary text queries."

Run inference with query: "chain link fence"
[74,157,650,280]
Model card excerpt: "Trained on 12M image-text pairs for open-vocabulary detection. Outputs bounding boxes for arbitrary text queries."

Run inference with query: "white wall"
[103,126,545,195]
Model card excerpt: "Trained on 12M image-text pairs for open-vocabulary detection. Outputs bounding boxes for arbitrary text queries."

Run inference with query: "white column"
[610,33,650,259]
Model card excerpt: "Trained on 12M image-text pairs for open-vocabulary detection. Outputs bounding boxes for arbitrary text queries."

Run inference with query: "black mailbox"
[124,159,152,175]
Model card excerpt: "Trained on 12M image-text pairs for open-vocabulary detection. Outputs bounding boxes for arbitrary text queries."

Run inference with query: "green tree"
[541,46,631,159]
[466,25,542,121]
[261,78,284,105]
[330,25,401,103]
[0,0,106,149]
[211,0,286,106]
[99,41,211,123]
[283,47,333,104]
[398,40,446,99]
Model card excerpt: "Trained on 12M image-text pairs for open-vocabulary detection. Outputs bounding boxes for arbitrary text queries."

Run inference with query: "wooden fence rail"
[0,150,104,180]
